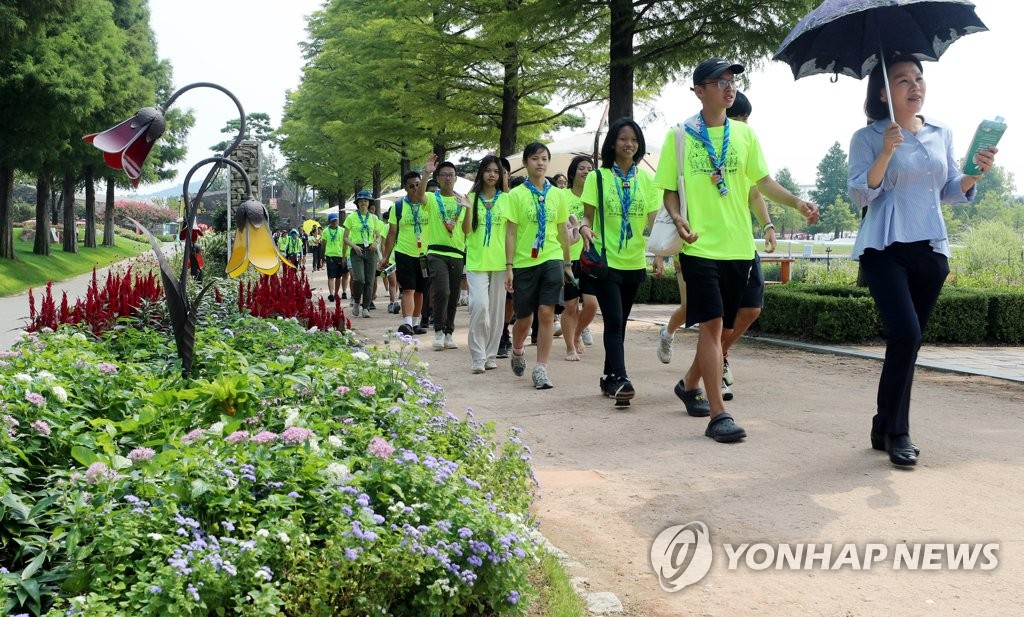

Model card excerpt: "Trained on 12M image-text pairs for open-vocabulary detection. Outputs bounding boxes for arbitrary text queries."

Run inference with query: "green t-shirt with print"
[388,198,428,257]
[322,225,345,257]
[653,120,767,260]
[465,192,509,272]
[343,210,379,249]
[563,188,586,261]
[505,182,569,268]
[424,192,467,257]
[581,168,660,270]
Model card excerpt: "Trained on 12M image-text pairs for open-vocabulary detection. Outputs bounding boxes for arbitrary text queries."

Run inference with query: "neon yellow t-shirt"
[388,198,428,257]
[343,210,379,248]
[424,192,466,257]
[322,225,344,257]
[465,192,509,272]
[653,121,767,260]
[564,188,586,261]
[505,182,569,268]
[581,168,660,270]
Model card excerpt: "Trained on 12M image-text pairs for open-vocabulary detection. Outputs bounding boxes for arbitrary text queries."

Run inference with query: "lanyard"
[524,179,550,257]
[402,197,423,239]
[435,190,461,235]
[685,113,731,197]
[356,211,371,244]
[611,165,636,251]
[480,191,501,246]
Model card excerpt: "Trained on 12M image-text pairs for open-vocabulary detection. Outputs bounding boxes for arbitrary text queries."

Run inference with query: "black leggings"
[592,271,643,378]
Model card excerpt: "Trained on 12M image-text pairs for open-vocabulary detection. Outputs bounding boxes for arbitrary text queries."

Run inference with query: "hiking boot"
[723,356,734,386]
[657,325,673,364]
[532,365,553,389]
[705,413,746,443]
[721,380,733,401]
[674,382,711,417]
[581,327,593,346]
[433,331,445,350]
[444,334,458,349]
[510,349,526,376]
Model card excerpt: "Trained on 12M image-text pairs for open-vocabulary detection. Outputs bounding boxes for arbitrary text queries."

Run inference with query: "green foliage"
[760,285,879,343]
[0,310,537,616]
[810,142,851,236]
[210,113,274,153]
[921,289,988,344]
[984,291,1024,344]
[634,273,681,304]
[950,219,1024,289]
[768,168,807,235]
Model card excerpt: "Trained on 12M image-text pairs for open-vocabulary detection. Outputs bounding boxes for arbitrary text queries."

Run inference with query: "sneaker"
[601,374,636,403]
[328,294,335,302]
[362,310,371,318]
[433,331,445,350]
[581,327,594,346]
[532,365,553,389]
[444,334,458,349]
[674,382,711,417]
[721,380,733,401]
[391,302,401,314]
[705,413,746,443]
[369,302,377,310]
[484,359,498,370]
[341,292,348,300]
[510,349,526,376]
[657,325,673,364]
[553,320,562,337]
[458,292,469,306]
[397,324,415,336]
[497,336,511,359]
[723,356,734,386]
[471,361,486,374]
[352,305,361,317]
[413,325,428,335]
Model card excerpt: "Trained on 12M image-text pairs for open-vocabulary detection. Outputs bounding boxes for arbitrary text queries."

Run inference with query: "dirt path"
[347,298,1022,617]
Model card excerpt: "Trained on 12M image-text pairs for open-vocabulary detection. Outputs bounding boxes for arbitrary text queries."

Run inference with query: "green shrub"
[634,273,680,304]
[985,291,1024,344]
[761,284,879,342]
[921,288,988,344]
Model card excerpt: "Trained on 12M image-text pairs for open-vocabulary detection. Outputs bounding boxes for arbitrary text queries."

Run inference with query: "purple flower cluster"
[31,419,51,436]
[85,462,115,484]
[180,429,204,444]
[128,447,155,462]
[225,430,249,444]
[281,426,314,444]
[25,391,45,406]
[239,463,256,482]
[367,436,394,459]
[251,431,278,445]
[423,455,459,484]
[335,385,350,395]
[97,362,119,374]
[358,385,376,398]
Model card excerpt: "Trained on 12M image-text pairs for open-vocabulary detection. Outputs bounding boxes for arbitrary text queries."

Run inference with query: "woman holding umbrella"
[849,54,997,467]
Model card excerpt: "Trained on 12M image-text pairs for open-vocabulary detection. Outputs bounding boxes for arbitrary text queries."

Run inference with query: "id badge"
[531,237,540,259]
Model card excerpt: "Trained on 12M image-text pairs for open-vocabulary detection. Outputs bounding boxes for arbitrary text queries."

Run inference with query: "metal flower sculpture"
[226,200,293,278]
[85,82,271,377]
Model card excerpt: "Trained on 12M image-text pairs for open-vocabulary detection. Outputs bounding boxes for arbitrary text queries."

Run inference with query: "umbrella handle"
[878,48,897,127]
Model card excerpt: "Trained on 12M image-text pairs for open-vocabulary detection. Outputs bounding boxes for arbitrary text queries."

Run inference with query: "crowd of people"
[287,55,996,465]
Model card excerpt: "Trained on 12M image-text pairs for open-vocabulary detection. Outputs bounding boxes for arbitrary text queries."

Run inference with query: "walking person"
[323,214,346,303]
[284,229,303,267]
[380,171,430,335]
[463,155,510,374]
[413,157,469,350]
[343,190,380,318]
[849,54,995,466]
[308,226,321,271]
[504,142,572,389]
[563,155,598,357]
[579,119,661,405]
[655,57,818,443]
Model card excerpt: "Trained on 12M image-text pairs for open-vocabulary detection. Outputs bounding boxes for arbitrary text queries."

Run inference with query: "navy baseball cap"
[693,58,744,85]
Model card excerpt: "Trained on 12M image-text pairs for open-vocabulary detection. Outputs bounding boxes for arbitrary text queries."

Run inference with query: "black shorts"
[679,254,752,329]
[572,260,596,296]
[395,251,429,293]
[512,259,564,319]
[326,255,348,279]
[563,261,582,302]
[739,253,764,309]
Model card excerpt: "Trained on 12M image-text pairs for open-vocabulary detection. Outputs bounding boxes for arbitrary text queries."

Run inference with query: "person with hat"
[323,213,347,303]
[343,190,381,318]
[654,58,819,443]
[379,171,430,336]
[283,228,303,266]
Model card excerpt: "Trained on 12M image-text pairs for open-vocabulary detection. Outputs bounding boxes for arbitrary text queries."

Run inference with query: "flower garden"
[1,272,540,616]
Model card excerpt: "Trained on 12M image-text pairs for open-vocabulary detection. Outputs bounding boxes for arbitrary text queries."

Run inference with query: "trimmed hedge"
[634,274,681,304]
[758,283,1024,344]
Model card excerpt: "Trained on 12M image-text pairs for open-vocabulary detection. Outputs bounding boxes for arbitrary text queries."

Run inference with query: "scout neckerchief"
[478,190,502,246]
[401,197,424,248]
[524,179,550,258]
[611,163,636,251]
[326,225,340,248]
[434,190,461,237]
[684,112,730,197]
[356,210,372,246]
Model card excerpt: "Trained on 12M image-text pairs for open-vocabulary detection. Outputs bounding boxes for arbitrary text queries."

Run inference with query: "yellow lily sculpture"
[226,199,294,277]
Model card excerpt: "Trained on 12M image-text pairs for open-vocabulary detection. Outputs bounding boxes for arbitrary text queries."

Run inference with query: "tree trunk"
[432,143,447,165]
[498,49,520,158]
[34,167,51,256]
[608,0,636,121]
[84,165,96,248]
[50,187,59,225]
[372,162,382,199]
[102,178,116,246]
[62,171,77,253]
[0,163,14,260]
[400,146,411,178]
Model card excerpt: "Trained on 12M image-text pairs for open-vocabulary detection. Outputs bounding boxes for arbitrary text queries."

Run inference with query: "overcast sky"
[142,0,1020,197]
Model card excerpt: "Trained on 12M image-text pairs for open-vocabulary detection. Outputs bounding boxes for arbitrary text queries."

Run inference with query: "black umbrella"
[773,0,987,119]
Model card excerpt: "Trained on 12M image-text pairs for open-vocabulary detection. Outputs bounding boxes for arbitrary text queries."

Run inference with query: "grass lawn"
[0,228,151,297]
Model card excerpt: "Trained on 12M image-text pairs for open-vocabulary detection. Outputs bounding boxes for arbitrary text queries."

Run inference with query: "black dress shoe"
[871,431,920,456]
[884,434,918,467]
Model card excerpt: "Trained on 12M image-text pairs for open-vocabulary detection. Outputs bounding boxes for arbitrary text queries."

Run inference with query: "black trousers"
[427,253,463,334]
[860,241,948,437]
[591,269,644,378]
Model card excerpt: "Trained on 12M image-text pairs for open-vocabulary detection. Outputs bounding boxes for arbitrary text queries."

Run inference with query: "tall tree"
[810,141,851,236]
[210,112,274,152]
[766,167,806,237]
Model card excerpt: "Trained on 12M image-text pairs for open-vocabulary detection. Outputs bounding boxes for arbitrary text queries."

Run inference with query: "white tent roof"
[381,176,473,200]
[507,130,661,176]
[315,197,395,217]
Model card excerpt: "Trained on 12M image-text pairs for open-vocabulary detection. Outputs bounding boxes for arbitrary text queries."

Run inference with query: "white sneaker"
[433,331,445,350]
[444,334,458,349]
[532,365,553,389]
[352,305,360,317]
[581,327,593,346]
[723,357,734,385]
[722,379,734,401]
[484,359,498,370]
[471,361,485,374]
[657,325,673,364]
[553,320,562,337]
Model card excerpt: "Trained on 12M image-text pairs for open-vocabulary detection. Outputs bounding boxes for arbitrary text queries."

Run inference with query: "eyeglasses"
[437,173,456,179]
[701,79,736,90]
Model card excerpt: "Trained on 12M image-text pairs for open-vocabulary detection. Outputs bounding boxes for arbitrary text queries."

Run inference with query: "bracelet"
[763,223,775,232]
[505,262,513,268]
[579,224,591,231]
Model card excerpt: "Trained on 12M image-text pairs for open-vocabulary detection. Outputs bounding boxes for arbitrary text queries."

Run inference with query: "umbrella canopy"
[774,0,987,80]
[302,219,319,233]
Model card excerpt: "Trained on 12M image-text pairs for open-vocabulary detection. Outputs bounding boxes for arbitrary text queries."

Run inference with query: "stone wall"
[228,140,261,206]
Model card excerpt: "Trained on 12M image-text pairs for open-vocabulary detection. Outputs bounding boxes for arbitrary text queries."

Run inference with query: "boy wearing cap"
[380,171,430,336]
[324,213,347,303]
[344,190,381,318]
[284,229,302,266]
[654,58,819,443]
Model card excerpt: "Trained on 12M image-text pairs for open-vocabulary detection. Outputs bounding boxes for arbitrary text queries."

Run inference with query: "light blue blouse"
[848,117,975,259]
